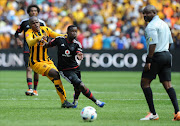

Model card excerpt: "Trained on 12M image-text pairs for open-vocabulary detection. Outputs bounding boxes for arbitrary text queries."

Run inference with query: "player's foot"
[172,111,180,121]
[32,90,38,96]
[95,100,105,107]
[25,89,33,96]
[140,112,159,120]
[72,100,78,108]
[72,93,78,108]
[62,100,74,108]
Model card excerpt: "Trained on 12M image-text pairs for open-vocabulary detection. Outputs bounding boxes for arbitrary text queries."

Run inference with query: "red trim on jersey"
[76,51,81,53]
[62,65,79,70]
[24,51,30,53]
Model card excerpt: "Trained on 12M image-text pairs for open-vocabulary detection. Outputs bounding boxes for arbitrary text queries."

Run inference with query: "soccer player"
[25,16,74,108]
[44,25,105,108]
[15,5,46,96]
[140,5,180,121]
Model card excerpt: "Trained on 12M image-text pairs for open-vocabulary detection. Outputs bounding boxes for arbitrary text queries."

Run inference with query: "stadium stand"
[0,0,180,50]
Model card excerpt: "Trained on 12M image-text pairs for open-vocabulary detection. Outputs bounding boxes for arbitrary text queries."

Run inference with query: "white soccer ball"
[80,106,97,122]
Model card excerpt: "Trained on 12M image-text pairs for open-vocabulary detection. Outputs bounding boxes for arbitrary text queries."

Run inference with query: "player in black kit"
[15,5,46,96]
[45,25,105,108]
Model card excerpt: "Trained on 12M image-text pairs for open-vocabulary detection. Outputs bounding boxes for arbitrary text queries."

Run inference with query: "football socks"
[27,78,32,89]
[54,79,67,103]
[166,87,179,114]
[143,87,156,115]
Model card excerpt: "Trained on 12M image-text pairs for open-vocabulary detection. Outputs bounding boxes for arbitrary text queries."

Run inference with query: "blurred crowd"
[0,0,180,50]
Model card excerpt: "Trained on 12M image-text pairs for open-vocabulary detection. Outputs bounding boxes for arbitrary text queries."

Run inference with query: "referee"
[140,5,180,121]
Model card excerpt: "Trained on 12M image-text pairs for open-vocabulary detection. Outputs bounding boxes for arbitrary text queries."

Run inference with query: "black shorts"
[59,69,82,86]
[142,51,172,82]
[24,53,30,68]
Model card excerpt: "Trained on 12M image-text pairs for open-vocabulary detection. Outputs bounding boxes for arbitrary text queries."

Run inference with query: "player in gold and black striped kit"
[25,16,74,108]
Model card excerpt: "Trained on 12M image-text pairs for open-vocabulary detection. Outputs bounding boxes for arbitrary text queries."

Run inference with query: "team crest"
[65,50,70,55]
[149,37,153,42]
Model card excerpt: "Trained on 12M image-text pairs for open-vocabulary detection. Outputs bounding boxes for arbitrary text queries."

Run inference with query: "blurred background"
[0,0,180,50]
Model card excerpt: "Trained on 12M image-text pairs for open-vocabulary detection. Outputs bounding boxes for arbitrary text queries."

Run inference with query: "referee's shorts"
[142,51,172,82]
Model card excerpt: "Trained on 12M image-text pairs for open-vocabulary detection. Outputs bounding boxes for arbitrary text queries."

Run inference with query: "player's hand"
[77,52,83,60]
[144,63,151,71]
[16,38,23,48]
[39,36,48,46]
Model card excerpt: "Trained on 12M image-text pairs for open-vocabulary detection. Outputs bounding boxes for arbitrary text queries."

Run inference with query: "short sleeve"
[145,28,158,45]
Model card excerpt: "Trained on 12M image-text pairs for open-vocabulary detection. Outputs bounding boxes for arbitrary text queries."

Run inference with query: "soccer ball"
[80,106,97,122]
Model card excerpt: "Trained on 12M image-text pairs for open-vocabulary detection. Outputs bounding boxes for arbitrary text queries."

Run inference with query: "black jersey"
[15,18,46,53]
[48,36,82,71]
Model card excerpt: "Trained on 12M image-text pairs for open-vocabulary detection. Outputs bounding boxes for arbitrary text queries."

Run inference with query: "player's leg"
[159,52,180,120]
[162,81,180,120]
[33,72,39,96]
[24,53,33,96]
[30,61,73,108]
[45,68,66,102]
[73,70,81,107]
[60,70,80,107]
[45,68,74,108]
[140,61,159,120]
[78,82,105,107]
[61,70,105,107]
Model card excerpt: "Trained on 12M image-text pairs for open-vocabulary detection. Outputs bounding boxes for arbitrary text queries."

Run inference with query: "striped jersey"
[25,26,64,65]
[15,18,46,53]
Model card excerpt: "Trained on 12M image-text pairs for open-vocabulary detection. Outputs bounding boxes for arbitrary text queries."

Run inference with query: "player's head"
[67,25,77,40]
[143,5,157,22]
[29,16,40,32]
[27,4,40,17]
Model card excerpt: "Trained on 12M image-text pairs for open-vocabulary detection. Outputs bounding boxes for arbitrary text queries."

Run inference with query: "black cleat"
[61,100,74,108]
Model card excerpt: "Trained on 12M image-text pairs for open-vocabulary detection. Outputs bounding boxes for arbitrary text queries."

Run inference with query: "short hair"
[67,25,77,31]
[27,4,40,14]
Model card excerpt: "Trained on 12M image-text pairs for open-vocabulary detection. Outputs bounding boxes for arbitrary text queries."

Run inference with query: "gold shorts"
[30,60,58,75]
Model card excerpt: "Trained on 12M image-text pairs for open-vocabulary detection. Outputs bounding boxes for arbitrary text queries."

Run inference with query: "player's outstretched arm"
[26,33,43,47]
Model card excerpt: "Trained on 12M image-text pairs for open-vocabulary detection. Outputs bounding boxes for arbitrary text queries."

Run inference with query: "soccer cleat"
[25,89,33,96]
[140,112,159,120]
[32,90,38,96]
[173,111,180,121]
[72,100,78,108]
[95,100,105,107]
[61,100,74,108]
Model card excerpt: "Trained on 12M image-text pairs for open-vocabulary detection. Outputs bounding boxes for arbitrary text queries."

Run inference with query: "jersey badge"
[149,37,153,42]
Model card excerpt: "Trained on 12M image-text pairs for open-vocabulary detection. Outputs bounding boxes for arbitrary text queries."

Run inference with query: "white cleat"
[140,112,159,120]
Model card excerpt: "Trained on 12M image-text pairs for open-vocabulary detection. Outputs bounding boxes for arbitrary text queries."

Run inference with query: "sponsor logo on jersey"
[62,50,71,57]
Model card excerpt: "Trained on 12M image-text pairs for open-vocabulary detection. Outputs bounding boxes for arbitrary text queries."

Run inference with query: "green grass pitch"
[0,71,180,126]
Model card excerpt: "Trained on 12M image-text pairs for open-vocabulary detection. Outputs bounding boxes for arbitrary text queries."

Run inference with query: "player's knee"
[26,67,32,72]
[73,79,82,89]
[48,68,60,79]
[141,78,151,89]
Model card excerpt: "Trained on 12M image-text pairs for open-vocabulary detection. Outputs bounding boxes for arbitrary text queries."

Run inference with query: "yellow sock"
[54,79,66,103]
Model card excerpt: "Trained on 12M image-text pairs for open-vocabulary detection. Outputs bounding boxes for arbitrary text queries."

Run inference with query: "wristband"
[146,56,153,63]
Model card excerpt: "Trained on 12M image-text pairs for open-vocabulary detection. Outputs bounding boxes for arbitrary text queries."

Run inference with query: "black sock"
[74,88,81,99]
[143,87,156,115]
[34,79,38,90]
[166,87,179,114]
[82,88,96,102]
